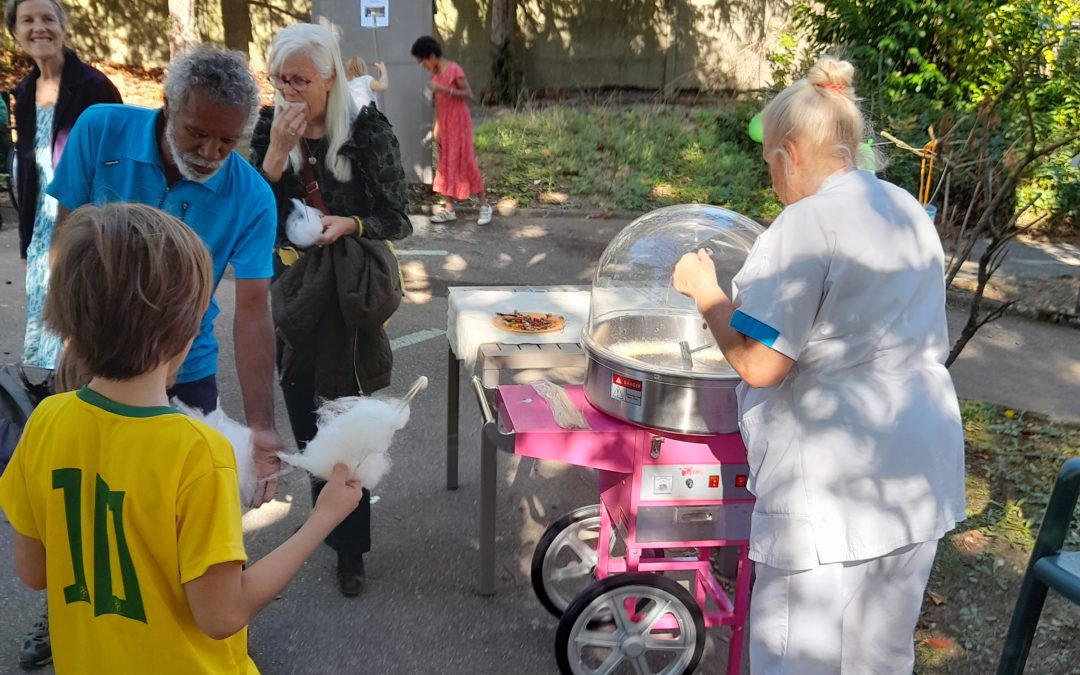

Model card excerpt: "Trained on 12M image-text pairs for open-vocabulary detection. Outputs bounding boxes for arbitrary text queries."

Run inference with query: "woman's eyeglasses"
[268,74,313,92]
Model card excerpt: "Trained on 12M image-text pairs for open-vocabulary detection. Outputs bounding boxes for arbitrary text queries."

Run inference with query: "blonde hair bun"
[808,56,855,93]
[760,53,871,173]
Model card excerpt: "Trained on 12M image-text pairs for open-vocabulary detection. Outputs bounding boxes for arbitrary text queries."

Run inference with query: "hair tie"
[820,82,846,92]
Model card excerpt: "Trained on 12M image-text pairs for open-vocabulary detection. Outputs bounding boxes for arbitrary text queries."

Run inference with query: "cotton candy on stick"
[172,400,258,510]
[285,198,324,248]
[278,376,428,489]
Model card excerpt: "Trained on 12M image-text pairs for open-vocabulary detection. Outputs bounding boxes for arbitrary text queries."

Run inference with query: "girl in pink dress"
[411,35,492,225]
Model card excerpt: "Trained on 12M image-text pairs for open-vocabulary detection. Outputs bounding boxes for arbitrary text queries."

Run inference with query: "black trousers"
[278,345,371,558]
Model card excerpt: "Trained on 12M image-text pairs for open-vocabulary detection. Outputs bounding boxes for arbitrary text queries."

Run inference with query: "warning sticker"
[611,374,643,406]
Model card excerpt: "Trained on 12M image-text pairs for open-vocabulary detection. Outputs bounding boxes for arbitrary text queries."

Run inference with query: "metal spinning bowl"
[582,205,763,435]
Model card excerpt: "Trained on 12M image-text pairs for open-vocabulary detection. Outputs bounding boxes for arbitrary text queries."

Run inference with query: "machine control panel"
[641,464,752,501]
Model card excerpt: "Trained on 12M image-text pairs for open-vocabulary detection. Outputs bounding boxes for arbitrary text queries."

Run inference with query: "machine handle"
[679,509,715,523]
[470,375,497,426]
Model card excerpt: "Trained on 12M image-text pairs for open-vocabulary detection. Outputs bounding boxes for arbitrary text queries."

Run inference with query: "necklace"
[301,138,317,165]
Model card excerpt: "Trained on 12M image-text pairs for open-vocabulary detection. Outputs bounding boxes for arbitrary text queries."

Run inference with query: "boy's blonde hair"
[762,56,876,174]
[44,203,213,381]
[344,56,367,79]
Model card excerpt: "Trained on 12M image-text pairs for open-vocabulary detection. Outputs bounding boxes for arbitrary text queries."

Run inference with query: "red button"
[734,475,747,488]
[708,475,719,488]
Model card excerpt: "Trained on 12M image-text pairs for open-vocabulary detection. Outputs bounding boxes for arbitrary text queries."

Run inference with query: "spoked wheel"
[532,504,605,617]
[555,573,706,675]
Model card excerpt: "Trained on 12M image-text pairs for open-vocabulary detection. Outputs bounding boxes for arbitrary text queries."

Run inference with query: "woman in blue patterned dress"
[7,0,121,371]
[5,0,120,668]
[22,105,61,368]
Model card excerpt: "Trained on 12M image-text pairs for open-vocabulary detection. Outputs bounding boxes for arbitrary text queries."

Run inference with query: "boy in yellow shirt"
[0,203,362,674]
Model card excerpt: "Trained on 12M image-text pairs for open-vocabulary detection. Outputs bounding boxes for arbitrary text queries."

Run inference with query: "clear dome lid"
[584,204,765,378]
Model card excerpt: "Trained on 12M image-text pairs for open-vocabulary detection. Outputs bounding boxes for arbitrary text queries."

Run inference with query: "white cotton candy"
[279,398,405,488]
[172,400,258,510]
[285,198,324,248]
[278,377,428,489]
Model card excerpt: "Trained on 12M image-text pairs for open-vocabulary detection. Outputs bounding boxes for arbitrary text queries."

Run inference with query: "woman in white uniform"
[674,56,966,674]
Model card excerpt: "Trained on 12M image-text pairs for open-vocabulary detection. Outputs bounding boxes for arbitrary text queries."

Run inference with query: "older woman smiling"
[6,0,120,374]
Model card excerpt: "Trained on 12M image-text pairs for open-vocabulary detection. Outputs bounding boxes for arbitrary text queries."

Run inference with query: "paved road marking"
[394,249,450,256]
[390,328,446,351]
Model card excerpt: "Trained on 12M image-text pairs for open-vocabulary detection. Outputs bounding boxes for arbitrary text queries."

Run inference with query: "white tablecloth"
[447,286,591,369]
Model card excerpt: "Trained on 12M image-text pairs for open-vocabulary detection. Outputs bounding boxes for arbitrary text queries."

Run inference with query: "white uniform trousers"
[749,540,938,675]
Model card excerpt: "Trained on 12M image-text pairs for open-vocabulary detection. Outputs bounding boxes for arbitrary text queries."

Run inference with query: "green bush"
[788,0,1080,235]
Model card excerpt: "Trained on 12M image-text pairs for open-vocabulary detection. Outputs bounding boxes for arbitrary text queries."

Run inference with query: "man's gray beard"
[165,121,225,183]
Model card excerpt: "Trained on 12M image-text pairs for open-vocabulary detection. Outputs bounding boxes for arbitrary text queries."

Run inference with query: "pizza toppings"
[493,311,566,333]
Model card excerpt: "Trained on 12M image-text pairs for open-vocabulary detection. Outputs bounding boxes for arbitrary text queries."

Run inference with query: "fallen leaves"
[919,633,966,660]
[951,529,993,556]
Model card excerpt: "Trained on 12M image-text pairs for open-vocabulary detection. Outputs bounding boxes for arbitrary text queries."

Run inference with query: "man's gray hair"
[163,46,260,132]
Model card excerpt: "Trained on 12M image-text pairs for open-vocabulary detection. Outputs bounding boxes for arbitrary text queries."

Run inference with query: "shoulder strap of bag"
[298,141,329,215]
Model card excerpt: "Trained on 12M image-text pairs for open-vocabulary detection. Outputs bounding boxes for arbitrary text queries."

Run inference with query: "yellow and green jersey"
[0,387,257,674]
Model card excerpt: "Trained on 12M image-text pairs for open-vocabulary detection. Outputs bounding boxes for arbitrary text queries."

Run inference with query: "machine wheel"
[555,573,706,675]
[532,504,604,617]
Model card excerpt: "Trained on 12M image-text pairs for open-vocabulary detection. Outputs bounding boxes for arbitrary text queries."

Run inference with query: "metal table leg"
[471,375,510,596]
[446,345,460,490]
[468,344,586,596]
[479,419,497,596]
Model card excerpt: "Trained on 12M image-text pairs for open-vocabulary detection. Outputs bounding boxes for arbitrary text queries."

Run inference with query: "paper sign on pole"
[360,0,389,28]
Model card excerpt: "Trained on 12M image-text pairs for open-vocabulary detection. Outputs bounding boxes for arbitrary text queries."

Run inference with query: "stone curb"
[407,203,643,220]
[946,288,1080,330]
[406,203,1079,330]
[408,204,778,225]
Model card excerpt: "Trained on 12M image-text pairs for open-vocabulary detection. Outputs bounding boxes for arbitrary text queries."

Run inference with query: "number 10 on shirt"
[53,468,147,623]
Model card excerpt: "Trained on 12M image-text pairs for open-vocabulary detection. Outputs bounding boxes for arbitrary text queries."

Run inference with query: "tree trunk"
[489,0,518,105]
[491,0,512,47]
[169,0,200,60]
[220,0,252,57]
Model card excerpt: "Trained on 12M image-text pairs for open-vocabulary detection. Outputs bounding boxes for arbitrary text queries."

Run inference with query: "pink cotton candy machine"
[498,205,765,675]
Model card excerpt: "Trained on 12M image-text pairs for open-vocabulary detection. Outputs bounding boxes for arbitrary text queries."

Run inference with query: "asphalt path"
[0,212,1077,674]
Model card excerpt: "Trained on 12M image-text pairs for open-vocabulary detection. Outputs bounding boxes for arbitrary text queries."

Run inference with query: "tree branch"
[977,300,1018,330]
[247,0,307,22]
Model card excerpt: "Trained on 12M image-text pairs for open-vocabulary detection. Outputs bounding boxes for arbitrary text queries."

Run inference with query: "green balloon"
[748,111,764,143]
[857,138,876,173]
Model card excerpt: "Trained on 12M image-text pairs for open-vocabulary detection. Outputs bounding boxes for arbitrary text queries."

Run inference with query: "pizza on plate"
[491,311,567,334]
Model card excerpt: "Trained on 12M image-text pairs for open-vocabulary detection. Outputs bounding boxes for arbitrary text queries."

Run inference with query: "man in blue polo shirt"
[21,47,285,669]
[46,47,283,504]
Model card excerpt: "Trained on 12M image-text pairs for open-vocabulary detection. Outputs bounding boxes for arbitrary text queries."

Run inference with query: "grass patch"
[474,103,783,216]
[917,401,1080,673]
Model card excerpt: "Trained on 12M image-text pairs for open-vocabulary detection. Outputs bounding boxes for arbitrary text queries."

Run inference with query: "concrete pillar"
[662,0,679,99]
[313,0,433,184]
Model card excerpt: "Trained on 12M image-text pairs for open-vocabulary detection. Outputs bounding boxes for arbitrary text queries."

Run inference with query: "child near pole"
[344,56,388,110]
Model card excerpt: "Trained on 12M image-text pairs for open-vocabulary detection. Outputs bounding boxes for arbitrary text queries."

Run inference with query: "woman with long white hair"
[250,22,411,599]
